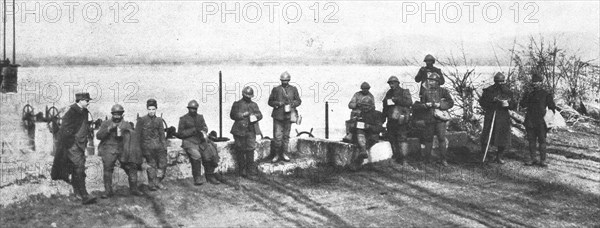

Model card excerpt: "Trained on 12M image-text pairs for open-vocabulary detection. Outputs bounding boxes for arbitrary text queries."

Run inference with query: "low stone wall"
[1,129,470,206]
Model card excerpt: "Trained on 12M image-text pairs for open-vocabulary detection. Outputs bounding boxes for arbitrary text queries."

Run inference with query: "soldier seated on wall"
[346,95,385,171]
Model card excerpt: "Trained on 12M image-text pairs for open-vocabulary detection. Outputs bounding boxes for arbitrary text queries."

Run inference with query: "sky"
[3,0,599,62]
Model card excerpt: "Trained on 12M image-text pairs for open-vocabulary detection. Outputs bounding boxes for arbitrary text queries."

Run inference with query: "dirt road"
[2,142,599,227]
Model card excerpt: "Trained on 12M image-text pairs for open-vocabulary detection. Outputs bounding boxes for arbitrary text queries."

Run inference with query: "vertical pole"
[11,0,14,63]
[325,102,329,139]
[3,0,6,60]
[219,71,223,137]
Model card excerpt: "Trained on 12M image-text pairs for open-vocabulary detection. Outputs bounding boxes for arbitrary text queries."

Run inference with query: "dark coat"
[521,88,557,129]
[413,87,454,123]
[51,104,88,182]
[382,87,412,128]
[415,66,445,91]
[230,98,263,137]
[96,120,143,166]
[177,113,208,149]
[479,84,516,147]
[268,85,302,121]
[135,115,167,151]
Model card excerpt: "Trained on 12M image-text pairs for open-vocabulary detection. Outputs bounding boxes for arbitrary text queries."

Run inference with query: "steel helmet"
[280,71,291,81]
[387,76,400,83]
[423,54,436,62]
[360,82,371,90]
[111,104,124,114]
[242,86,254,98]
[493,72,506,82]
[187,100,199,109]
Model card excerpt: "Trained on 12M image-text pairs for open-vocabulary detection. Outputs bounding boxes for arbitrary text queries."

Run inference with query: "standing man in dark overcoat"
[51,92,97,205]
[479,72,516,164]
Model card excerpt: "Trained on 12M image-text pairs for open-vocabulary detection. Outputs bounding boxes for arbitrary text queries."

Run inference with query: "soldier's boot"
[101,171,114,199]
[126,167,144,196]
[280,150,291,162]
[194,159,206,185]
[281,141,291,162]
[71,180,81,200]
[156,168,167,190]
[525,141,538,166]
[147,166,158,191]
[539,143,548,167]
[212,172,227,184]
[422,143,433,164]
[495,146,505,164]
[271,146,281,163]
[439,138,449,166]
[74,168,97,205]
[356,134,369,161]
[245,150,259,181]
[399,142,409,166]
[205,163,220,185]
[343,120,354,143]
[237,151,248,178]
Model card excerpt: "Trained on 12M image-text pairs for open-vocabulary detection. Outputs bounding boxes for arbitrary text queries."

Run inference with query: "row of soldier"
[343,54,555,170]
[49,71,301,205]
[49,54,556,205]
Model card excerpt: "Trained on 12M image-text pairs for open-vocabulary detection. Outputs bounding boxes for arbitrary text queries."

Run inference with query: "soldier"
[348,95,385,170]
[97,104,144,198]
[230,87,263,180]
[268,71,302,162]
[479,73,516,164]
[177,100,221,185]
[343,82,376,142]
[415,54,445,95]
[382,76,413,165]
[135,99,168,191]
[50,92,97,205]
[520,73,556,167]
[413,73,454,166]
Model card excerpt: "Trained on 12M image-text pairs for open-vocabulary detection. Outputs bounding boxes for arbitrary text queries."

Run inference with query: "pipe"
[325,101,329,139]
[219,71,223,137]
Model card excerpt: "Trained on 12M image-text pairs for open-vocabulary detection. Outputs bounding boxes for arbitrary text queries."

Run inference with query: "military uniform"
[415,66,445,89]
[268,72,302,162]
[97,114,143,197]
[344,82,376,143]
[136,114,167,189]
[415,55,445,95]
[479,73,516,163]
[383,77,413,164]
[521,77,556,167]
[50,93,96,204]
[413,84,454,165]
[230,88,263,178]
[348,108,385,169]
[177,105,220,185]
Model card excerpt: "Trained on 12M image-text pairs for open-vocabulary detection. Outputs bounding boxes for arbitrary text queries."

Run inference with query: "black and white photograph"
[1,0,599,226]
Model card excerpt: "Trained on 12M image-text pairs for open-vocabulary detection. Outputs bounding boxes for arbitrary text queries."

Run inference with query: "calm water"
[3,64,502,140]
